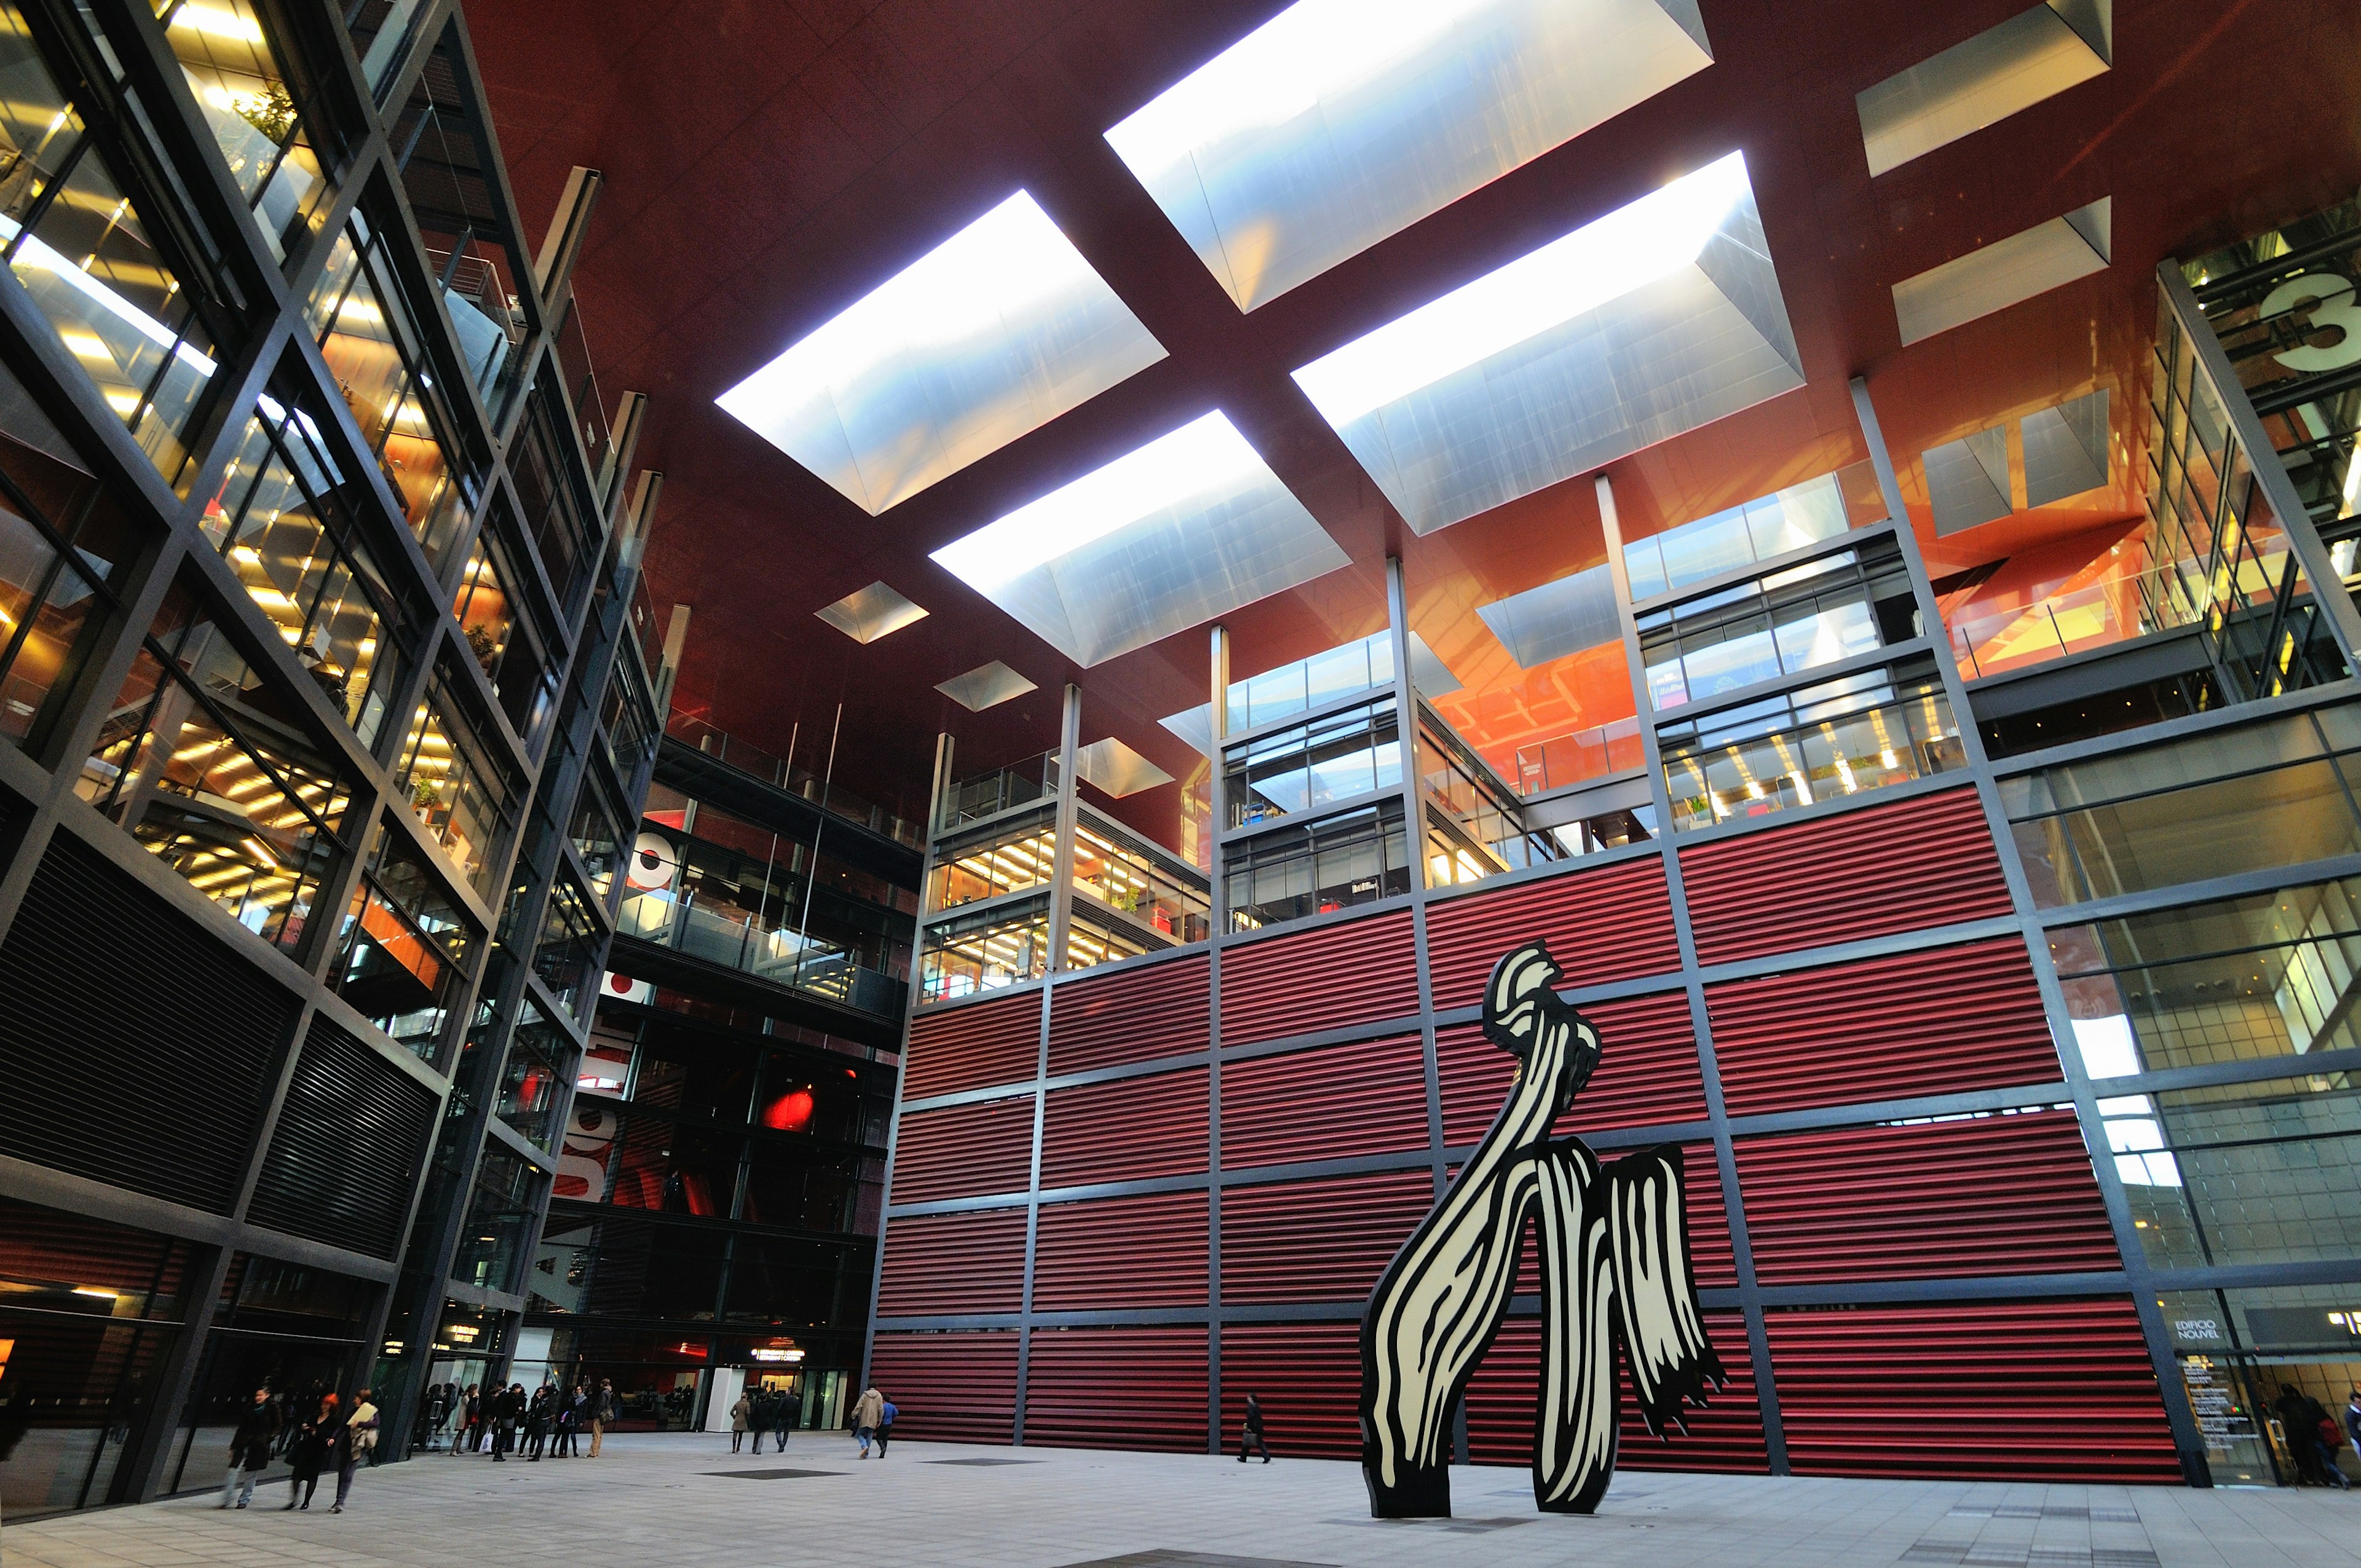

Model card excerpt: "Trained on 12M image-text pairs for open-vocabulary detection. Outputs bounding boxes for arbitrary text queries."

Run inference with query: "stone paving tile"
[7,1437,2361,1568]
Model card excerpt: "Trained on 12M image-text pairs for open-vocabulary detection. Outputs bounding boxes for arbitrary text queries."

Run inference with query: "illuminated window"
[159,0,333,262]
[395,673,517,896]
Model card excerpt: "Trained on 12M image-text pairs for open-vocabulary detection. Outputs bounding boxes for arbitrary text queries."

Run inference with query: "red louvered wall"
[1022,1326,1210,1452]
[1048,952,1210,1076]
[1219,911,1417,1046]
[875,1207,1026,1317]
[867,1330,1018,1444]
[900,991,1040,1101]
[888,1095,1035,1204]
[1737,1110,2119,1283]
[1438,990,1704,1146]
[1768,1299,2181,1481]
[1425,856,1680,1010]
[1219,1168,1434,1303]
[1220,1321,1362,1459]
[1709,937,2063,1115]
[1680,789,2014,967]
[1466,1310,1766,1473]
[1032,1191,1208,1309]
[1220,1035,1427,1169]
[1505,1140,1732,1294]
[1039,1067,1207,1189]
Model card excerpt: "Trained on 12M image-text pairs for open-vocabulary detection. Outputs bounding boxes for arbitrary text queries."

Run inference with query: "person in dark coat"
[491,1383,526,1460]
[282,1393,336,1510]
[749,1388,773,1456]
[524,1385,553,1460]
[777,1386,801,1448]
[2278,1384,2333,1484]
[219,1387,280,1508]
[1237,1393,1271,1463]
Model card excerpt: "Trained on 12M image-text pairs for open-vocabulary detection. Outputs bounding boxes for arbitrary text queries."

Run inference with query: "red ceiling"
[466,0,2361,835]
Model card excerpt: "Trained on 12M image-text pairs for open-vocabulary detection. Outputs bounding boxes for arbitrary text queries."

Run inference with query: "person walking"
[218,1387,280,1508]
[749,1387,771,1456]
[282,1394,335,1510]
[850,1386,884,1459]
[1238,1393,1271,1464]
[773,1387,796,1450]
[874,1397,896,1458]
[729,1389,751,1454]
[331,1388,378,1513]
[590,1379,616,1458]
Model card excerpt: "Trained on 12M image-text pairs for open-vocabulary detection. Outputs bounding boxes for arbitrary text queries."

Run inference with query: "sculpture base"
[1363,1462,1452,1519]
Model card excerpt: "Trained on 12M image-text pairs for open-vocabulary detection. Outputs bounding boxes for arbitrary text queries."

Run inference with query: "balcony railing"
[1513,717,1646,795]
[938,751,1059,835]
[616,886,906,1018]
[663,712,925,848]
[1947,562,2209,680]
[1661,689,1968,832]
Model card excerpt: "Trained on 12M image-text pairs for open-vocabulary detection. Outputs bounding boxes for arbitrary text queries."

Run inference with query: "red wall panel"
[1737,1110,2119,1284]
[1426,857,1680,1011]
[1048,953,1209,1076]
[1768,1299,2181,1481]
[1438,990,1704,1147]
[1679,789,2014,967]
[1219,1168,1433,1304]
[1709,937,2063,1116]
[1495,1140,1732,1294]
[1219,1034,1428,1170]
[1219,1322,1363,1460]
[867,1330,1018,1444]
[901,992,1040,1100]
[1467,1309,1765,1474]
[1032,1191,1208,1310]
[1022,1326,1209,1452]
[876,1208,1026,1317]
[1219,910,1417,1047]
[1039,1066,1207,1189]
[889,1094,1034,1204]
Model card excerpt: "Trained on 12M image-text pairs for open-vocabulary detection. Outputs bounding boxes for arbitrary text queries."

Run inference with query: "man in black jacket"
[219,1388,280,1508]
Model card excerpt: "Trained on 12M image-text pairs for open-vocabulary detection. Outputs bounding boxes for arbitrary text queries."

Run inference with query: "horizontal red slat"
[1425,857,1680,1011]
[1736,1111,2119,1284]
[1767,1299,2181,1481]
[867,1330,1018,1444]
[889,1095,1034,1204]
[1495,1140,1732,1294]
[1219,910,1417,1047]
[1467,1309,1765,1475]
[1049,953,1209,1076]
[1032,1191,1208,1310]
[1220,1034,1427,1170]
[1219,1168,1434,1304]
[1680,789,2013,967]
[1219,1322,1362,1460]
[1022,1325,1209,1452]
[903,991,1039,1100]
[1709,937,2063,1116]
[1040,1067,1207,1189]
[1438,990,1704,1147]
[876,1208,1025,1317]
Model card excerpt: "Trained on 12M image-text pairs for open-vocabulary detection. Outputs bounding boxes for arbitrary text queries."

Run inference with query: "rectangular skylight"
[1857,1,2110,178]
[1292,152,1803,535]
[715,191,1166,516]
[1105,0,1712,312]
[1892,197,2110,346]
[930,411,1349,668]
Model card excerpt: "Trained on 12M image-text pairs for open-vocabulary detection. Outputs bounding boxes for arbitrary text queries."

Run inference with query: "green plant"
[232,82,298,145]
[411,779,442,811]
[465,623,498,668]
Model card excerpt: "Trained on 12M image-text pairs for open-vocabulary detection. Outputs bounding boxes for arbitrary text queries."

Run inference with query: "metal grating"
[903,992,1042,1101]
[876,1207,1027,1317]
[866,1329,1019,1444]
[0,831,293,1213]
[247,1016,441,1259]
[1219,1035,1426,1170]
[1048,953,1210,1076]
[1033,1191,1208,1310]
[1679,789,2014,966]
[889,1095,1037,1204]
[1219,1168,1434,1304]
[1467,1309,1765,1472]
[1218,1321,1364,1460]
[1040,1066,1208,1189]
[1024,1325,1209,1452]
[1708,936,2065,1115]
[1219,910,1417,1047]
[1736,1110,2119,1284]
[1424,857,1679,1011]
[1438,990,1703,1146]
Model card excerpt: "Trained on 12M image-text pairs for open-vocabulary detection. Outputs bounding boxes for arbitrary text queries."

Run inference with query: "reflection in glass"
[1639,536,1916,712]
[2109,1073,2361,1273]
[1224,699,1400,828]
[333,823,475,1067]
[395,678,516,895]
[160,0,330,262]
[0,416,138,744]
[1225,797,1409,931]
[920,894,1050,1003]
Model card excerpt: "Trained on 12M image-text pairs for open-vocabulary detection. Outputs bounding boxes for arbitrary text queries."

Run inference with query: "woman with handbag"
[283,1393,336,1510]
[333,1388,379,1513]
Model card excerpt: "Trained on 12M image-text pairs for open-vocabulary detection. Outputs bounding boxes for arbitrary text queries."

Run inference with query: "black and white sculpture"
[1359,939,1724,1518]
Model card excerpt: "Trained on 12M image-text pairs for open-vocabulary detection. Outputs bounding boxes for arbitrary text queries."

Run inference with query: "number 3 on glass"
[2262,270,2361,372]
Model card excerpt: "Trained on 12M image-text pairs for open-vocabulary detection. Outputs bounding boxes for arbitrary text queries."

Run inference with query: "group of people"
[219,1385,379,1514]
[2276,1383,2360,1487]
[726,1382,807,1454]
[424,1379,620,1460]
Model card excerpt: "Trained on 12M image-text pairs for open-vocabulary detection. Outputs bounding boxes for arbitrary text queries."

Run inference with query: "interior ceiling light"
[935,660,1037,712]
[815,581,928,643]
[1857,0,2110,178]
[714,191,1165,516]
[1892,197,2110,346]
[1075,737,1175,797]
[930,411,1349,668]
[1105,0,1713,311]
[1292,151,1803,536]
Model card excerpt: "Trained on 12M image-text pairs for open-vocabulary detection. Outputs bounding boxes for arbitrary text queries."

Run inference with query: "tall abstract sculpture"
[1359,940,1724,1518]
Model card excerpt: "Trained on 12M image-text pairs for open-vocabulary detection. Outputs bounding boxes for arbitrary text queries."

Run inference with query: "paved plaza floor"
[6,1434,2360,1568]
